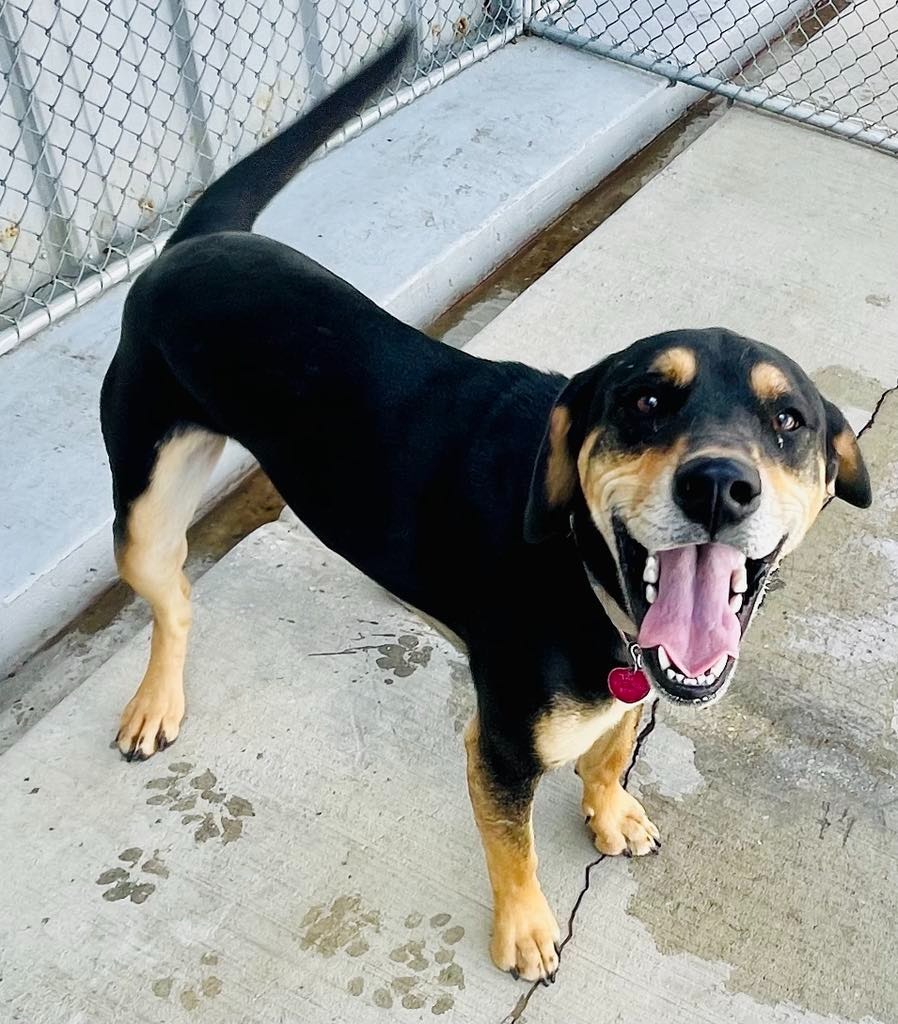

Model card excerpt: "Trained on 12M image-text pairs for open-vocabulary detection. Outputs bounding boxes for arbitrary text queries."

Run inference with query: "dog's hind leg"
[111,427,225,760]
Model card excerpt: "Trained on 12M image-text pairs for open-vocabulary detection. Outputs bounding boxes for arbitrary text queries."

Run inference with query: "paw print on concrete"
[299,893,382,958]
[377,634,433,681]
[10,697,32,727]
[152,950,223,1011]
[145,761,255,845]
[308,631,432,683]
[95,846,168,903]
[348,909,465,1014]
[445,660,475,734]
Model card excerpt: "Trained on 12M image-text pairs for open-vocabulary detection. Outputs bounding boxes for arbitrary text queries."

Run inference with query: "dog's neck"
[568,504,638,645]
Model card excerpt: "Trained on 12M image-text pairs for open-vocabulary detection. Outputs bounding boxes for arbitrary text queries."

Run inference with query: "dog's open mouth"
[613,519,781,704]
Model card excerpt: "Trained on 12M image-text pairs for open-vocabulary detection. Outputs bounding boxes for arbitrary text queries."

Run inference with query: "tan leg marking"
[115,430,224,760]
[577,707,660,857]
[464,718,560,982]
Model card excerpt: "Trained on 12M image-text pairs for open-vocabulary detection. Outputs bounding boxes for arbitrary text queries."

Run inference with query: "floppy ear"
[524,363,606,543]
[823,398,872,508]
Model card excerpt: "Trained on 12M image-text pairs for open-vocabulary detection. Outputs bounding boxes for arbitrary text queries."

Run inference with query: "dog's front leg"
[577,706,660,857]
[464,716,560,982]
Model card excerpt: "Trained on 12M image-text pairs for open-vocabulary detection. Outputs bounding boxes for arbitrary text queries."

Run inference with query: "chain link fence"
[3,0,897,352]
[0,0,519,353]
[530,0,898,154]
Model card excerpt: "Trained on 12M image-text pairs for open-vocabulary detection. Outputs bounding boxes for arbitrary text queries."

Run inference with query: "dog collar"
[570,513,651,705]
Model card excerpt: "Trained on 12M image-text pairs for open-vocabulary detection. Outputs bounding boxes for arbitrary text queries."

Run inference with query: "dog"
[100,32,871,983]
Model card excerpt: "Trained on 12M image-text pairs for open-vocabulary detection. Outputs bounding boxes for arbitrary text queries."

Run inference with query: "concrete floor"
[2,110,897,1023]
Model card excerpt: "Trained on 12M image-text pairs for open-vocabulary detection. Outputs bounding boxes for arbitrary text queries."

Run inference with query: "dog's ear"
[822,398,872,508]
[524,362,607,542]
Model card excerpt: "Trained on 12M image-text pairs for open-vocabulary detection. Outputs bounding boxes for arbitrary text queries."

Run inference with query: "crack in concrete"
[821,379,897,514]
[499,700,660,1024]
[857,378,898,439]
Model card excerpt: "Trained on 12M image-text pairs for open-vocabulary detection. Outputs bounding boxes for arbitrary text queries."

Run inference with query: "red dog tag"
[607,666,651,703]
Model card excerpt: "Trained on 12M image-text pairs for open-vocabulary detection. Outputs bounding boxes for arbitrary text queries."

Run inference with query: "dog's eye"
[774,408,804,432]
[635,392,660,415]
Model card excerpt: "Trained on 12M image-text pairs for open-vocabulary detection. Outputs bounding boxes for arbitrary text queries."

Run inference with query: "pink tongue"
[638,543,743,678]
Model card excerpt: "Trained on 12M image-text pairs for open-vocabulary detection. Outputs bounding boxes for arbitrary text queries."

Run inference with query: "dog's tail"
[165,31,413,250]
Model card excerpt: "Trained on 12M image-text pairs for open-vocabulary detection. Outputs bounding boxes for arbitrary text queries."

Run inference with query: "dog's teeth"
[731,565,747,594]
[711,654,728,678]
[729,594,742,613]
[657,646,670,671]
[683,676,698,687]
[645,584,657,605]
[642,556,658,584]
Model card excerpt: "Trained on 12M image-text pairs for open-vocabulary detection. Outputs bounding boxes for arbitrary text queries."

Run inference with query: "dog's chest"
[535,698,632,770]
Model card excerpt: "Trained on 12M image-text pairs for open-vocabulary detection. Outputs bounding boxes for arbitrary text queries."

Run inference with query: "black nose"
[674,457,761,534]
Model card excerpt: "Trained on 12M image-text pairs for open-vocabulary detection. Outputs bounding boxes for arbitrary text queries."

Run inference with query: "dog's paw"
[490,886,561,983]
[582,782,660,857]
[116,682,184,762]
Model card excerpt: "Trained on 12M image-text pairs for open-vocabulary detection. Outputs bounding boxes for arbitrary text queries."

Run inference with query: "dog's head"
[525,328,871,705]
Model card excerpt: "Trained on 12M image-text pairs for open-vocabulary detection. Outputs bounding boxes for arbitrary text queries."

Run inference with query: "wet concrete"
[623,393,898,1022]
[811,365,886,426]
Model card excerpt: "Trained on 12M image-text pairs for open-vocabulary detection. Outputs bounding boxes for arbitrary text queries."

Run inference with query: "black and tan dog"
[101,33,871,982]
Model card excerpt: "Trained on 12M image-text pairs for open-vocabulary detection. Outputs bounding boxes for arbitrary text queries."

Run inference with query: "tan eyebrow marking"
[750,361,791,400]
[649,347,696,386]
